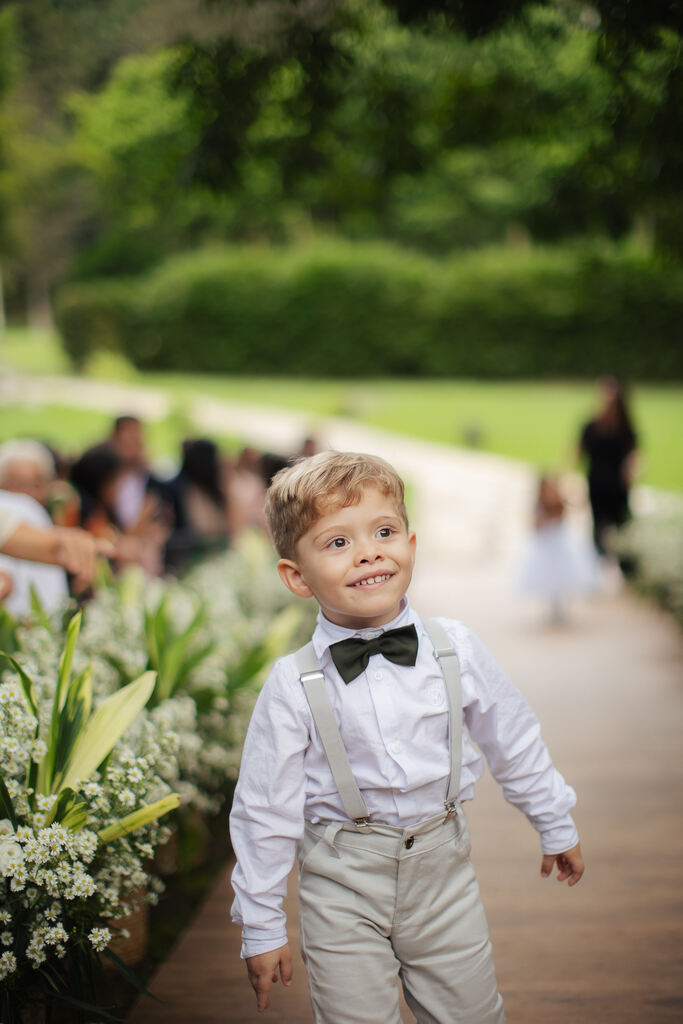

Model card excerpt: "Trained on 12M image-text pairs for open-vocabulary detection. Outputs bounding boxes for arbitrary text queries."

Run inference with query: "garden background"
[0,1,682,1022]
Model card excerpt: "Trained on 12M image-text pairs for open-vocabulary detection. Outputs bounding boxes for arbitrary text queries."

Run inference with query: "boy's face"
[277,484,416,629]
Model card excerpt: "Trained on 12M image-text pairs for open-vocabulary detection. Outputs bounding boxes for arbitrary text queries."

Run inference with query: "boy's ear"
[277,558,314,600]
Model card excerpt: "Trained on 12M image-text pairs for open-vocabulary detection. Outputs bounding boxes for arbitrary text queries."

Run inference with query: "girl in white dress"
[517,474,597,623]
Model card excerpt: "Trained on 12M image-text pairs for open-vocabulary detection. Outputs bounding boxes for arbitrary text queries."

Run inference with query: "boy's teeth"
[356,574,390,586]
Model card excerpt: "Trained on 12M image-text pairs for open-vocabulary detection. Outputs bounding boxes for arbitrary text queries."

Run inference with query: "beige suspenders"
[295,619,462,828]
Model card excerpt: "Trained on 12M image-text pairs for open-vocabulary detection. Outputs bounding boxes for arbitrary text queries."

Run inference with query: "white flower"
[0,931,12,945]
[30,739,48,764]
[0,820,25,876]
[0,949,17,978]
[118,788,136,809]
[0,910,11,924]
[88,927,111,952]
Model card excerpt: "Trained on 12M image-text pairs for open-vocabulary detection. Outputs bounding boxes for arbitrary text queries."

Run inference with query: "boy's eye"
[377,527,393,539]
[329,537,347,549]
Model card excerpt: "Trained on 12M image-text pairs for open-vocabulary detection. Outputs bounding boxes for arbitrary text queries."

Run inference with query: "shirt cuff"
[240,930,288,960]
[536,818,580,855]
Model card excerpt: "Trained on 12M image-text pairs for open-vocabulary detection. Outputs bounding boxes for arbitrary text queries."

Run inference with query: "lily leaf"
[59,671,156,792]
[29,584,52,631]
[50,667,93,793]
[41,611,83,792]
[5,654,39,719]
[97,792,180,844]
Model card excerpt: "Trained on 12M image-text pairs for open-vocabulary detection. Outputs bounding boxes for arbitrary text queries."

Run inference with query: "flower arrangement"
[0,612,179,1022]
[1,530,317,1018]
[609,508,683,627]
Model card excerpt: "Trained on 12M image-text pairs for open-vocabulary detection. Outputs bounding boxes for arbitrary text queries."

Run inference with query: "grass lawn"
[2,328,681,491]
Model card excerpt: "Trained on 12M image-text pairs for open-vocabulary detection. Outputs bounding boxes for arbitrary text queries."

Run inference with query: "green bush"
[55,240,683,378]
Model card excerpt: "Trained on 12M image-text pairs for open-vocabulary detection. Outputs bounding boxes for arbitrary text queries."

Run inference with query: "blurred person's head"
[110,415,146,469]
[537,475,564,512]
[236,446,263,474]
[596,376,634,435]
[180,439,224,508]
[0,439,56,506]
[299,437,318,459]
[70,444,124,522]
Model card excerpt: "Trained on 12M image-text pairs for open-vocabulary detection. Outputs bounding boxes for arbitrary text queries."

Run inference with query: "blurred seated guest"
[69,444,124,538]
[70,444,167,576]
[165,439,229,571]
[0,497,113,603]
[0,489,69,615]
[0,438,81,529]
[260,451,289,487]
[0,439,57,508]
[107,414,172,532]
[224,447,268,537]
[297,436,319,459]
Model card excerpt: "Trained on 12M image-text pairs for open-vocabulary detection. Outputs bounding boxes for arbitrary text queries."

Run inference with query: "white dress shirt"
[230,599,578,958]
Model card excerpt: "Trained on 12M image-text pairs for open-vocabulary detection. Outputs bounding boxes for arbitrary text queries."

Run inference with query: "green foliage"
[142,596,214,706]
[55,238,683,380]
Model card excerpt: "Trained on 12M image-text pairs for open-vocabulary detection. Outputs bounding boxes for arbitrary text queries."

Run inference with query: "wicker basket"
[104,888,149,971]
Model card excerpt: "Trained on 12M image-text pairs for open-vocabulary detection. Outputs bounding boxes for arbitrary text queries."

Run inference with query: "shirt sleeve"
[458,625,579,855]
[229,656,312,958]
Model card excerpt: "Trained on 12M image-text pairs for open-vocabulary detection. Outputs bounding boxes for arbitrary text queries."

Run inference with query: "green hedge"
[55,240,683,378]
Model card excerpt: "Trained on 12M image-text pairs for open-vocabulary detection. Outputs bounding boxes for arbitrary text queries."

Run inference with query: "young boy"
[230,451,584,1023]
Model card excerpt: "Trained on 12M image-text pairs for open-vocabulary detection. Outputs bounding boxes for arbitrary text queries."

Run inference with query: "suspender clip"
[443,800,458,823]
[353,817,371,830]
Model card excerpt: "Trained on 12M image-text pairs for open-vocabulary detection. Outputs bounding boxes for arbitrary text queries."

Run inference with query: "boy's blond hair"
[265,451,408,559]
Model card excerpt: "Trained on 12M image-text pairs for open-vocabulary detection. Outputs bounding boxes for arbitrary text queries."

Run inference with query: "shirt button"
[389,741,402,755]
[373,671,384,681]
[404,836,415,849]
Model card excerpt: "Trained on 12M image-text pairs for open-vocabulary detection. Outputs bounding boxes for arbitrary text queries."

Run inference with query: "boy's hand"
[541,842,584,887]
[246,944,293,1012]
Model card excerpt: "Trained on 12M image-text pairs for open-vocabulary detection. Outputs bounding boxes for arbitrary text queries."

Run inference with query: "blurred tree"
[1,0,681,317]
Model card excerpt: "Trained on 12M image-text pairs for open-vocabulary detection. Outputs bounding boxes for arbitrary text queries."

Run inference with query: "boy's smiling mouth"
[349,572,394,588]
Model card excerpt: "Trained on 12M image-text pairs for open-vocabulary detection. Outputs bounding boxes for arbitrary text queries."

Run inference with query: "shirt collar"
[312,596,418,662]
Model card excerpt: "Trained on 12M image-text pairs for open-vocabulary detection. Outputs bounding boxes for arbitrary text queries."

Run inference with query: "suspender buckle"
[443,800,458,823]
[353,817,371,830]
[300,669,326,685]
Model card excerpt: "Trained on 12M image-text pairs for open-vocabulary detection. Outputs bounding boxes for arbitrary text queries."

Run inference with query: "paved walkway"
[4,373,682,1021]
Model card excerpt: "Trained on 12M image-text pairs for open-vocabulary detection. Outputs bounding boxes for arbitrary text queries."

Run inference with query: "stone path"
[4,372,683,1021]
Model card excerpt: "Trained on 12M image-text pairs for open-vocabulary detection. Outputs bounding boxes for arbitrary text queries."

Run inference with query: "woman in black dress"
[579,377,638,554]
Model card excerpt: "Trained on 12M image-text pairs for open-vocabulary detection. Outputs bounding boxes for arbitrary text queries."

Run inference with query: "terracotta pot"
[151,825,180,876]
[20,1002,46,1024]
[104,888,149,971]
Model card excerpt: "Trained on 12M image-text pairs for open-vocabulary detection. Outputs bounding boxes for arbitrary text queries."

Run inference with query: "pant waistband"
[303,803,466,859]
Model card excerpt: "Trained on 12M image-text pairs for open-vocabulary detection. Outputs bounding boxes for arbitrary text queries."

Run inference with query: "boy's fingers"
[280,947,293,986]
[540,854,555,878]
[253,974,271,1012]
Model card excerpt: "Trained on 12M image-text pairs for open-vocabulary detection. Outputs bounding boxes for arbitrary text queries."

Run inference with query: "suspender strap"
[295,642,371,825]
[423,619,462,808]
[295,621,463,824]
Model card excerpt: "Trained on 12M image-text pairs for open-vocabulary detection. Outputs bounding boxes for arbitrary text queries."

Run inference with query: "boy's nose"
[357,546,383,565]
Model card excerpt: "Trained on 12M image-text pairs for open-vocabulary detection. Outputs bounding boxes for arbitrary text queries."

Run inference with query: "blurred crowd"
[0,415,319,617]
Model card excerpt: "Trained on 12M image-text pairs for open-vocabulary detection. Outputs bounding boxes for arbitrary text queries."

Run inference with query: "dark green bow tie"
[329,624,419,684]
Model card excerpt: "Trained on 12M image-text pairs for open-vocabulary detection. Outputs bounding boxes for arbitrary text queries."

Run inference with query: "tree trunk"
[26,270,53,331]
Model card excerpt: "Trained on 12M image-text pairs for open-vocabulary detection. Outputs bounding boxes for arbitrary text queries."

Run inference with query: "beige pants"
[297,806,505,1024]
